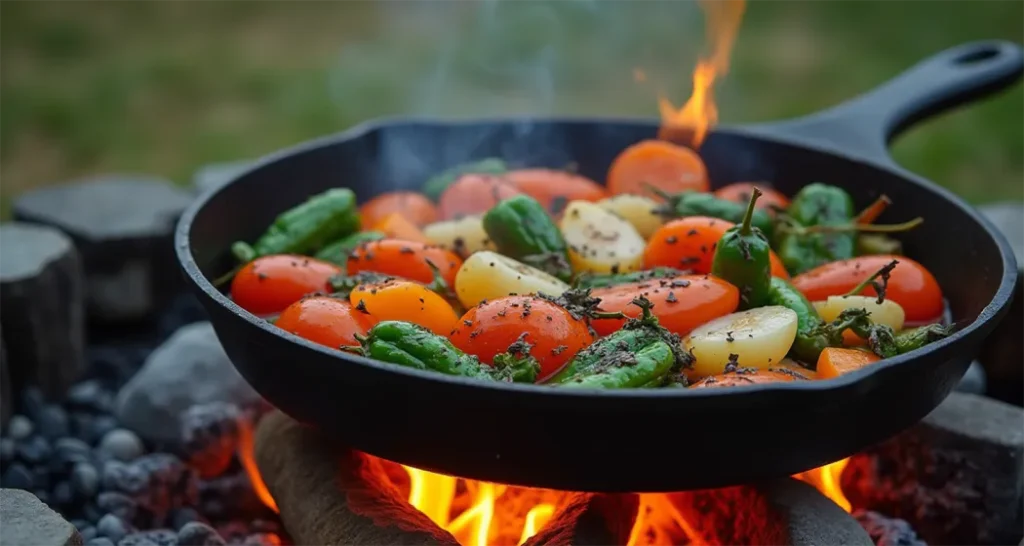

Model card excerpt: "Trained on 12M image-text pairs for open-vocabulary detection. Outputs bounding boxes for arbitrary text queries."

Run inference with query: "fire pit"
[0,175,1022,546]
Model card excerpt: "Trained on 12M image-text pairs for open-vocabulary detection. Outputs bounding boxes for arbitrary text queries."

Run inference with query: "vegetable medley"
[225,139,953,389]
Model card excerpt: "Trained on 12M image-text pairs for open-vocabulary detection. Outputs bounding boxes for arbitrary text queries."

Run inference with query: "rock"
[0,438,14,466]
[181,403,242,478]
[87,539,115,546]
[2,463,34,490]
[53,437,93,469]
[955,360,987,395]
[521,493,638,546]
[54,480,75,506]
[38,404,71,439]
[1,336,9,427]
[8,414,34,440]
[116,323,259,445]
[169,508,203,530]
[17,435,52,465]
[101,454,198,525]
[98,429,144,462]
[0,223,86,398]
[0,487,83,545]
[843,391,1024,545]
[95,492,137,523]
[176,522,225,546]
[96,514,132,543]
[119,530,176,546]
[191,160,251,196]
[72,462,100,499]
[13,176,193,323]
[854,510,926,546]
[67,380,106,411]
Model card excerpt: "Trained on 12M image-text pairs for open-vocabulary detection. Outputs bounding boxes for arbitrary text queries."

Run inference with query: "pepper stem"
[855,195,892,224]
[842,259,899,301]
[738,187,763,236]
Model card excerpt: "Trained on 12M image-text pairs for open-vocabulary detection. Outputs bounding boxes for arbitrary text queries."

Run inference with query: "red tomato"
[359,191,438,229]
[504,169,607,214]
[347,239,462,287]
[714,182,791,212]
[791,255,944,323]
[275,296,378,349]
[231,255,341,317]
[590,274,740,336]
[448,296,595,381]
[642,217,790,279]
[438,174,522,220]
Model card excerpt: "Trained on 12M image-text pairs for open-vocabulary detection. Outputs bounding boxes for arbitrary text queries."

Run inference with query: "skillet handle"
[746,40,1024,165]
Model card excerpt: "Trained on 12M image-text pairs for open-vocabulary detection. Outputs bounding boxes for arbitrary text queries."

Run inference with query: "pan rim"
[175,115,1019,402]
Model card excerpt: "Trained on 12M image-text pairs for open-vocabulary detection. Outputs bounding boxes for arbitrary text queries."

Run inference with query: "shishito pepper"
[421,158,508,202]
[482,194,572,281]
[776,183,855,275]
[548,296,692,385]
[767,276,838,365]
[232,188,360,263]
[828,309,953,359]
[573,267,688,290]
[711,188,772,309]
[652,189,774,239]
[315,231,385,266]
[349,320,540,382]
[555,340,675,389]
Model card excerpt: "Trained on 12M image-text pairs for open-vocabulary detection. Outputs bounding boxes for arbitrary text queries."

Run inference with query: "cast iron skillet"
[176,41,1023,492]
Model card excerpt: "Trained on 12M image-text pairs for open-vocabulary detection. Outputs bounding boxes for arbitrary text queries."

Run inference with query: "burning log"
[664,478,872,546]
[523,493,638,546]
[254,410,459,545]
[841,391,1024,545]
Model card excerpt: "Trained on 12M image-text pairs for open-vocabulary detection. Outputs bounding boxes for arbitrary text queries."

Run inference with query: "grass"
[1,1,1021,215]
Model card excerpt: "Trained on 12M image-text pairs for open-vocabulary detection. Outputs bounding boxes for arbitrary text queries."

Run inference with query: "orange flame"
[659,0,746,148]
[794,458,852,512]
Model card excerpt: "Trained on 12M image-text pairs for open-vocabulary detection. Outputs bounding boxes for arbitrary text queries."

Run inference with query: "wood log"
[523,492,638,546]
[254,411,459,546]
[0,223,86,399]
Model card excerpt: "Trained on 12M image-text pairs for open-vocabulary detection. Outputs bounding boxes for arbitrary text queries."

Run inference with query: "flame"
[237,421,279,514]
[794,458,852,512]
[658,0,746,148]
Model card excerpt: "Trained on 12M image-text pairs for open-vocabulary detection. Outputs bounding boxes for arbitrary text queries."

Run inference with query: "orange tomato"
[359,191,438,228]
[642,217,790,278]
[372,213,431,244]
[349,279,458,336]
[590,274,739,337]
[791,255,943,323]
[714,182,791,212]
[816,347,881,380]
[231,255,342,316]
[607,140,709,200]
[275,296,378,349]
[438,174,523,220]
[449,296,595,381]
[688,370,797,388]
[504,169,607,214]
[347,239,462,287]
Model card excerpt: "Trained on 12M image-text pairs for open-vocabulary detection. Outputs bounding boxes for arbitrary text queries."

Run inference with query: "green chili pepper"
[231,188,360,263]
[775,183,855,275]
[573,267,688,289]
[548,296,692,384]
[555,341,675,389]
[711,188,772,309]
[421,158,509,201]
[652,189,774,238]
[351,321,540,382]
[315,231,385,266]
[829,309,954,359]
[767,276,836,364]
[482,194,571,281]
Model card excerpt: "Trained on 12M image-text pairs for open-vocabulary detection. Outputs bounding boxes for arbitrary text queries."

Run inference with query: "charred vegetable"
[776,183,855,275]
[483,194,572,281]
[766,277,835,364]
[556,340,676,389]
[315,231,384,266]
[711,188,773,309]
[232,188,360,263]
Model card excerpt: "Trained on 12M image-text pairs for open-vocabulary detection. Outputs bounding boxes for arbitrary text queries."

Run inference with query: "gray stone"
[0,223,86,398]
[980,202,1024,270]
[7,414,34,440]
[96,514,131,544]
[71,462,100,499]
[98,429,144,462]
[1,335,8,427]
[0,488,83,545]
[191,161,251,196]
[842,391,1024,545]
[116,322,259,444]
[13,176,193,323]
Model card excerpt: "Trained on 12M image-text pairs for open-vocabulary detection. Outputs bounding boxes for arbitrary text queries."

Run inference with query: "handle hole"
[954,46,1000,65]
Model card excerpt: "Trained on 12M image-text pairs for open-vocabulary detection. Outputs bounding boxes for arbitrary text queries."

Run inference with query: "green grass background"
[1,1,1021,215]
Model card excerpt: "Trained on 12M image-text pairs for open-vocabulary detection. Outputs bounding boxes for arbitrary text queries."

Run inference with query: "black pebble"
[73,462,101,498]
[7,415,34,440]
[0,437,15,466]
[170,507,203,530]
[97,491,138,522]
[16,435,52,464]
[1,463,34,490]
[89,416,120,445]
[83,502,105,523]
[81,527,98,542]
[54,480,74,506]
[87,539,116,546]
[67,380,104,410]
[97,513,132,543]
[37,404,70,439]
[176,522,225,546]
[125,530,177,546]
[54,437,93,467]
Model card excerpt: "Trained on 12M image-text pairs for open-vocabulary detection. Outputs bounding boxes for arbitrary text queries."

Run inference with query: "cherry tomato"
[347,239,462,287]
[791,255,944,323]
[372,213,431,244]
[275,296,377,349]
[714,182,791,212]
[590,274,739,336]
[643,217,790,278]
[438,174,522,220]
[448,296,595,381]
[504,169,607,215]
[688,370,797,388]
[607,140,709,199]
[359,191,438,229]
[350,279,458,336]
[231,255,341,317]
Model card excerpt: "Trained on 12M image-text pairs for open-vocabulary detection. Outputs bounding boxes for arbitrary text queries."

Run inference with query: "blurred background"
[1,0,1021,215]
